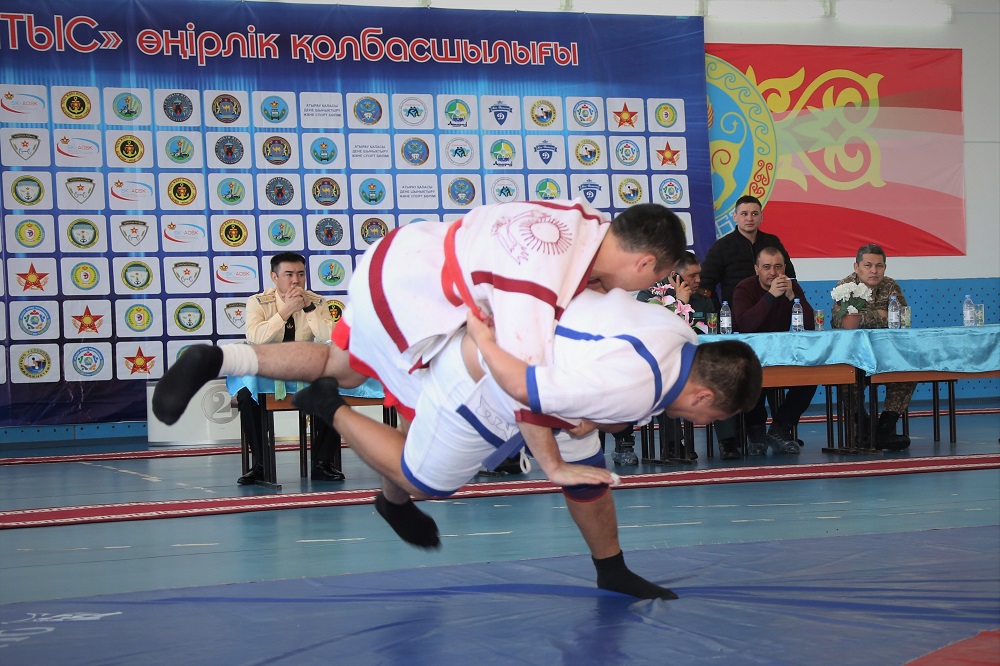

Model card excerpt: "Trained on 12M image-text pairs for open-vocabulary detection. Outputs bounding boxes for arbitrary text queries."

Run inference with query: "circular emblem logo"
[67,218,99,249]
[534,178,561,200]
[115,135,145,163]
[121,260,153,290]
[444,99,470,127]
[174,302,206,332]
[220,219,249,247]
[574,139,601,167]
[353,96,383,125]
[489,139,516,167]
[18,305,52,336]
[163,92,194,123]
[113,92,142,121]
[327,299,345,323]
[72,346,105,377]
[654,102,678,128]
[125,304,154,332]
[491,177,519,204]
[658,177,684,205]
[217,177,245,206]
[315,217,344,246]
[212,94,242,123]
[707,54,778,233]
[447,177,476,206]
[61,91,91,120]
[317,259,346,287]
[265,177,294,206]
[617,178,643,204]
[260,95,289,123]
[11,175,44,206]
[18,348,52,379]
[573,100,599,127]
[401,138,430,166]
[615,139,641,166]
[262,135,292,165]
[397,97,427,126]
[14,219,44,248]
[268,218,295,246]
[312,177,341,206]
[358,178,386,206]
[71,261,100,290]
[167,177,197,206]
[310,137,337,164]
[445,137,474,166]
[359,217,389,245]
[165,135,195,164]
[530,100,557,127]
[214,135,244,165]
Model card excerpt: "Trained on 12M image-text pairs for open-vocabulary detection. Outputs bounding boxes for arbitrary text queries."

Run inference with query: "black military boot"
[876,411,911,451]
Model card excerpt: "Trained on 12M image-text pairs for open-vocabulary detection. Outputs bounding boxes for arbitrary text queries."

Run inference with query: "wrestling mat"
[1,526,997,665]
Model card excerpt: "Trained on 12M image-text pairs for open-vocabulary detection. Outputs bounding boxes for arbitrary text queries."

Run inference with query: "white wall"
[262,0,1000,283]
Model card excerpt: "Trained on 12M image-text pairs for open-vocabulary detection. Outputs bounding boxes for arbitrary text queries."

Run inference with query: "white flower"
[846,305,860,314]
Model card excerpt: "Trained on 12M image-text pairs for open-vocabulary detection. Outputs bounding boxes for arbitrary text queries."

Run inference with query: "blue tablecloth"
[226,375,385,401]
[712,325,999,376]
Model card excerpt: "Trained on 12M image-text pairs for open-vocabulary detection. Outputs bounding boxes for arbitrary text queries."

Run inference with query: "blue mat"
[1,526,997,665]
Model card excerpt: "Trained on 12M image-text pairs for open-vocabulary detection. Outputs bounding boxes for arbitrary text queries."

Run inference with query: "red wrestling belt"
[441,218,486,320]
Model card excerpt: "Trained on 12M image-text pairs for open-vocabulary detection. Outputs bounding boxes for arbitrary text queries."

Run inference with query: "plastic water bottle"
[791,298,804,332]
[963,295,975,327]
[719,301,733,334]
[888,295,901,329]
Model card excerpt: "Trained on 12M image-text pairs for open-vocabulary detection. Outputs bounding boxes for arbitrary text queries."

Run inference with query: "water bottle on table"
[963,295,975,327]
[888,295,900,329]
[719,301,733,335]
[791,298,804,332]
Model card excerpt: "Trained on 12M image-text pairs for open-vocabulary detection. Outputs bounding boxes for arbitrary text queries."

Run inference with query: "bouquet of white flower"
[647,284,709,333]
[830,282,872,314]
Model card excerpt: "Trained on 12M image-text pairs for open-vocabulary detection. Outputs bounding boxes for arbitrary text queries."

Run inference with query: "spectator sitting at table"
[832,244,915,450]
[236,252,346,485]
[726,246,817,456]
[700,194,796,311]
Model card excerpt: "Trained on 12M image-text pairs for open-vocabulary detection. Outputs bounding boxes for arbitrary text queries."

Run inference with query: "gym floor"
[1,410,998,664]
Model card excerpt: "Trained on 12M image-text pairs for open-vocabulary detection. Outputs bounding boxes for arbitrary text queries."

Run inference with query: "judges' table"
[865,325,1000,443]
[225,375,387,489]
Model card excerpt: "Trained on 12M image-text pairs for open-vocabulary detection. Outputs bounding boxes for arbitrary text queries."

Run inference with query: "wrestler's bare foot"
[374,492,441,550]
[151,345,222,425]
[594,551,678,600]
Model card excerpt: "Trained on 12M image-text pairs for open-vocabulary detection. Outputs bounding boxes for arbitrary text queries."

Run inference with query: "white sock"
[221,343,259,377]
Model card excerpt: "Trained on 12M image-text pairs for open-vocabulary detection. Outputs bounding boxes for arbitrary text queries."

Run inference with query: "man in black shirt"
[700,194,796,311]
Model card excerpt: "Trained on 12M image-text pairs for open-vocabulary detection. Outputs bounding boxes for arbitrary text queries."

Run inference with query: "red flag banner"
[706,44,965,258]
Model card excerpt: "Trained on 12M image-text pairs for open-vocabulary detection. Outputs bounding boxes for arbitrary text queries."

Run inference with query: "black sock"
[151,345,223,425]
[291,378,346,428]
[593,551,678,600]
[374,492,441,550]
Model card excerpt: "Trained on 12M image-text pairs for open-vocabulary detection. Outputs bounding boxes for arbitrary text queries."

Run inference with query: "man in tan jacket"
[237,252,345,484]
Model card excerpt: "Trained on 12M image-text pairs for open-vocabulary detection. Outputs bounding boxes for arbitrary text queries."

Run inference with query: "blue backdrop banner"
[0,0,712,426]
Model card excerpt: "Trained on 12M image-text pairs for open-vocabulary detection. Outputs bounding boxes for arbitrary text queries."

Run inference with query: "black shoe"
[876,411,911,451]
[311,461,346,481]
[495,456,524,475]
[718,437,741,460]
[237,464,263,485]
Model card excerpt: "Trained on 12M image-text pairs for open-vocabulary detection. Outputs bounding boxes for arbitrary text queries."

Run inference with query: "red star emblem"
[72,306,104,333]
[613,103,638,128]
[656,142,682,166]
[16,263,49,291]
[124,346,156,375]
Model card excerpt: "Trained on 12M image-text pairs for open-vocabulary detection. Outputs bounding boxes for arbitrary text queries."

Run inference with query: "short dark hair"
[609,203,686,272]
[691,340,763,414]
[755,246,785,264]
[270,252,306,273]
[676,250,701,273]
[735,194,763,210]
[855,244,886,264]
